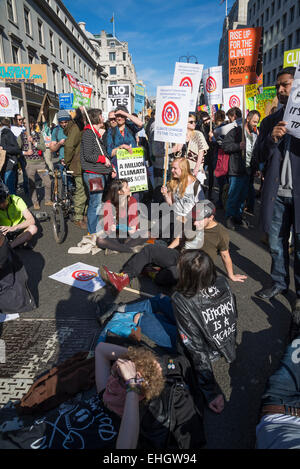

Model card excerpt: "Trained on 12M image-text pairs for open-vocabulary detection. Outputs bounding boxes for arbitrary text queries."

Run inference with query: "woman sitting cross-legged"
[96,178,148,254]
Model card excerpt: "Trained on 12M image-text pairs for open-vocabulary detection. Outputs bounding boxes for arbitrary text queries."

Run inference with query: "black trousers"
[122,244,180,286]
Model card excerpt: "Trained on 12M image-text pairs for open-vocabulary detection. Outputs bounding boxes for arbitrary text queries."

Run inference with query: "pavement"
[0,188,296,449]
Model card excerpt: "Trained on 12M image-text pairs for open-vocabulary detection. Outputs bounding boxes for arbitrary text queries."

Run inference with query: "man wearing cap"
[0,182,37,249]
[100,200,247,292]
[49,110,71,178]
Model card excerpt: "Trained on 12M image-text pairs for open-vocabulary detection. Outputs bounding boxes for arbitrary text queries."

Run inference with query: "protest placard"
[66,74,92,108]
[246,86,277,122]
[134,84,145,114]
[59,93,74,110]
[154,86,190,144]
[107,84,131,114]
[283,61,300,139]
[49,263,105,292]
[203,66,223,106]
[223,86,244,114]
[172,62,204,110]
[0,87,15,117]
[0,64,47,83]
[228,27,263,87]
[284,49,300,68]
[116,147,148,192]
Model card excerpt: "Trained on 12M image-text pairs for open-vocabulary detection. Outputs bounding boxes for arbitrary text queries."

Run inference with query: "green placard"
[283,49,300,68]
[116,147,148,192]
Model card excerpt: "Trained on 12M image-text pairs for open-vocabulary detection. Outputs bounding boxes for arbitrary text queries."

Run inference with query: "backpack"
[214,148,230,178]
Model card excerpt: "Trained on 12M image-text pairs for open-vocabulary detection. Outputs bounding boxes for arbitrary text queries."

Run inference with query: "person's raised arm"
[118,109,143,128]
[95,342,128,393]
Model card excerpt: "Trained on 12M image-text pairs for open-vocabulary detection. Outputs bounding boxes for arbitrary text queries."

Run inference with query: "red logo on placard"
[179,76,193,91]
[162,101,180,126]
[72,270,97,281]
[0,95,9,108]
[229,95,241,108]
[206,76,217,93]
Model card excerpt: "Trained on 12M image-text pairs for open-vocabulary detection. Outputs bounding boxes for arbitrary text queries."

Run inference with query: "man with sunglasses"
[254,67,300,317]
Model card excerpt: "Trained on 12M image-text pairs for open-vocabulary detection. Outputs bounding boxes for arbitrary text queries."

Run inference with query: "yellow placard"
[245,83,260,99]
[0,64,47,83]
[283,49,300,68]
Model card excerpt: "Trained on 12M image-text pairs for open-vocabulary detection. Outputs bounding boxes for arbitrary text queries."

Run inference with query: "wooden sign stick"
[163,142,169,187]
[21,82,31,151]
[123,286,154,298]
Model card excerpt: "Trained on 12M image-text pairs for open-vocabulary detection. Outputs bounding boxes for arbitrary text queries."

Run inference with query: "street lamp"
[179,54,198,63]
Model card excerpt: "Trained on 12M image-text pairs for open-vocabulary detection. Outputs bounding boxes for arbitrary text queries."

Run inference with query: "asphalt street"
[0,188,296,449]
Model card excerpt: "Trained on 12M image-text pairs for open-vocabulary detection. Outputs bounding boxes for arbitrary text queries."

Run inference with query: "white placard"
[117,147,148,192]
[283,61,300,139]
[203,66,223,106]
[154,86,190,144]
[223,86,244,114]
[0,87,15,117]
[172,62,204,111]
[107,84,131,114]
[49,262,105,292]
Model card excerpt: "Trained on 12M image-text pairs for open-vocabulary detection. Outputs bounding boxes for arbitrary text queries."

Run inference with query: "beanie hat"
[57,110,71,122]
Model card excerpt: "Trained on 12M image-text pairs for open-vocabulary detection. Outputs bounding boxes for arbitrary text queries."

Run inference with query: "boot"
[100,265,130,292]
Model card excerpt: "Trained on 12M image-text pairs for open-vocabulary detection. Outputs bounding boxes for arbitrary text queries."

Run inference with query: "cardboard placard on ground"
[117,147,148,192]
[223,86,244,114]
[49,263,105,292]
[154,86,190,144]
[203,66,223,106]
[172,62,204,111]
[107,84,131,114]
[283,61,300,139]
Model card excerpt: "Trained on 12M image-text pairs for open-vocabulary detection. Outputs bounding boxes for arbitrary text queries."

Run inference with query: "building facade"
[247,0,300,86]
[218,0,250,88]
[0,0,107,120]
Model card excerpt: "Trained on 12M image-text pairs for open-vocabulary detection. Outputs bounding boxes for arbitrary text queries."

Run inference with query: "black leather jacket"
[172,276,237,405]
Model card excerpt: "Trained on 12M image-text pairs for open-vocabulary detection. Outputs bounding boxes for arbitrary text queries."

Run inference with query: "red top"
[103,196,139,233]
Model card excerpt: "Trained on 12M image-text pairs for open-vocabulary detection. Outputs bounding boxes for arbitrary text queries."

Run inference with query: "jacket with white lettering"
[172,275,237,405]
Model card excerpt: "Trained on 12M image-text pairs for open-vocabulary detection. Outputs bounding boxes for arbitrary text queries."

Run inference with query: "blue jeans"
[3,169,17,195]
[83,172,106,234]
[226,174,249,221]
[268,195,300,297]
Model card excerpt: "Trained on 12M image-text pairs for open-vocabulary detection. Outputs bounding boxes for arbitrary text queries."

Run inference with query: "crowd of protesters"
[0,66,299,450]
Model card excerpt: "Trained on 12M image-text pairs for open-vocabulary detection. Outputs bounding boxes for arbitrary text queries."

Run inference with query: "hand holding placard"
[283,61,300,139]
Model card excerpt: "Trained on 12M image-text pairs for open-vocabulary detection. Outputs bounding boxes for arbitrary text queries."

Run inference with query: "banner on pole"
[283,60,300,138]
[223,86,244,114]
[66,74,92,107]
[116,147,148,192]
[0,63,47,83]
[203,66,223,105]
[134,84,145,114]
[172,62,203,111]
[107,84,131,114]
[0,87,15,116]
[228,27,263,87]
[154,86,190,144]
[283,49,300,68]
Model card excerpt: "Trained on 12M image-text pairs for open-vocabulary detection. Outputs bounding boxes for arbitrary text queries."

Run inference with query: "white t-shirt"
[11,125,25,138]
[173,180,201,217]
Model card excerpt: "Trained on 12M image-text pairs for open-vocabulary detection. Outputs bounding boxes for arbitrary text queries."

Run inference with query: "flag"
[110,15,114,22]
[219,0,225,4]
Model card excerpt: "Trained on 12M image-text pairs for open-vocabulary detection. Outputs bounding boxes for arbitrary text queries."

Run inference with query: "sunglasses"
[188,120,196,124]
[17,118,23,121]
[109,118,116,121]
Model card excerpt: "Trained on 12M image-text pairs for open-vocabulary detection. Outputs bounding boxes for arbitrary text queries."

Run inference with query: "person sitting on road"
[172,249,237,414]
[96,178,147,254]
[0,181,37,249]
[100,200,247,292]
[0,117,23,195]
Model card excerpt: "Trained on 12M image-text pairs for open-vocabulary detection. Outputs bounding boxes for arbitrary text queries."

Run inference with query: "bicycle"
[51,164,75,243]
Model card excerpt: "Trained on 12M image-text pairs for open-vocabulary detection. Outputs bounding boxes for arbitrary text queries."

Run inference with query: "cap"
[192,200,216,221]
[57,110,71,122]
[0,181,9,202]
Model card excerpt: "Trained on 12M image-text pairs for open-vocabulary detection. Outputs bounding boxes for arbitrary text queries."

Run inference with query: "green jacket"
[63,121,83,177]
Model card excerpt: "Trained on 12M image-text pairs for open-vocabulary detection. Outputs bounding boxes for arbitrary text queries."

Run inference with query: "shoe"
[244,208,254,216]
[44,201,53,207]
[256,285,288,299]
[99,265,130,292]
[33,202,40,210]
[141,265,161,280]
[225,217,236,231]
[73,220,87,230]
[234,218,250,228]
[131,244,145,254]
[104,248,119,255]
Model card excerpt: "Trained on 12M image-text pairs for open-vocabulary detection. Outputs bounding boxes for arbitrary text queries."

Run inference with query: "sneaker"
[104,248,119,255]
[99,265,130,292]
[234,218,250,228]
[33,202,40,210]
[73,220,87,230]
[225,217,236,231]
[131,244,145,254]
[44,201,53,207]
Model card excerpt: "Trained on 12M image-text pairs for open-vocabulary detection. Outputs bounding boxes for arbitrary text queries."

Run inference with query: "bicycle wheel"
[52,204,66,244]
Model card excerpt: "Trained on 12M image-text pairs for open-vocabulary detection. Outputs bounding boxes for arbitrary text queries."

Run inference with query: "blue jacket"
[106,121,141,176]
[253,108,300,233]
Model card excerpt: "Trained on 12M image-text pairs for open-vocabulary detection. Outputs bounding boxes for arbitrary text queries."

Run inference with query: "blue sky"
[63,0,234,97]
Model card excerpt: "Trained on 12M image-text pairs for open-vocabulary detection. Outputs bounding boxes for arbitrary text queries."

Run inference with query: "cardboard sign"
[172,62,204,111]
[154,86,190,144]
[203,66,223,106]
[116,147,148,192]
[283,61,300,139]
[134,84,145,113]
[0,87,15,116]
[49,263,105,292]
[223,86,244,114]
[246,86,277,123]
[0,63,47,83]
[284,49,300,68]
[107,84,131,114]
[59,93,74,110]
[228,27,263,87]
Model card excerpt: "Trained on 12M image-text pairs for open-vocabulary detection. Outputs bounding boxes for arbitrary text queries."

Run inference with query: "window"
[274,44,278,59]
[28,52,34,64]
[297,28,300,44]
[56,6,60,16]
[79,58,82,76]
[258,0,260,9]
[253,3,256,15]
[59,40,63,60]
[61,70,65,93]
[282,13,287,29]
[38,19,44,45]
[280,39,285,54]
[267,71,271,85]
[7,0,16,23]
[11,44,19,63]
[84,65,86,80]
[269,26,273,41]
[263,52,267,64]
[24,8,31,35]
[123,52,126,61]
[272,69,276,83]
[260,13,264,25]
[52,67,57,94]
[271,1,275,15]
[249,7,252,18]
[290,6,295,23]
[110,66,116,75]
[288,33,293,49]
[123,66,126,76]
[49,30,54,54]
[73,54,76,71]
[67,47,70,66]
[276,19,280,34]
[266,8,269,21]
[110,41,115,48]
[110,81,117,85]
[268,49,272,62]
[109,52,116,61]
[277,0,281,8]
